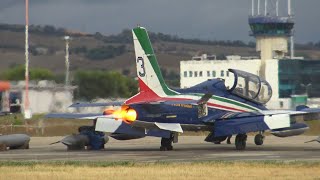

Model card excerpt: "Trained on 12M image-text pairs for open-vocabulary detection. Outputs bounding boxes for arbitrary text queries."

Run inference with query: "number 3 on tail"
[137,57,146,77]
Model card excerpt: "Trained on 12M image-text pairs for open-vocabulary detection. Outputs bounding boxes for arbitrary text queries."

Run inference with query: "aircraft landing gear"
[160,133,178,151]
[235,134,247,150]
[160,137,173,151]
[254,132,265,145]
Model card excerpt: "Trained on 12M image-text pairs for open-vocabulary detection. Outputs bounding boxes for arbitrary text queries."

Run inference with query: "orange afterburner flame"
[104,106,137,124]
[125,109,137,122]
[103,108,115,115]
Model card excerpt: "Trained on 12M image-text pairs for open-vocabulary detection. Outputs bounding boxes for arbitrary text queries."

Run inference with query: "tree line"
[0,66,138,101]
[0,66,181,100]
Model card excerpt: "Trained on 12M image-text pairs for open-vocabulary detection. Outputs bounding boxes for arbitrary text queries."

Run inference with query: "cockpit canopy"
[227,69,272,104]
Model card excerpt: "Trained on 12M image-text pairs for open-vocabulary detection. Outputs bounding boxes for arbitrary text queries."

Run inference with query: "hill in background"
[0,23,319,78]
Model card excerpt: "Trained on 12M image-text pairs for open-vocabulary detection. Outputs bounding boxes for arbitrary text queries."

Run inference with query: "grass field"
[0,161,319,180]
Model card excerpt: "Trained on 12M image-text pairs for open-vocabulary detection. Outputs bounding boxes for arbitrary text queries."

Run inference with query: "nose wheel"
[235,134,247,150]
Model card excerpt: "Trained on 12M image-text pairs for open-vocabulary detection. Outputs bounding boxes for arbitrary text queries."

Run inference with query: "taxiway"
[0,136,319,162]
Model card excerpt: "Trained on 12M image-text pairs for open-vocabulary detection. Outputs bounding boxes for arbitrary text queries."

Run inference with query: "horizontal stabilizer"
[69,102,123,108]
[155,122,183,133]
[95,118,123,132]
[95,118,171,138]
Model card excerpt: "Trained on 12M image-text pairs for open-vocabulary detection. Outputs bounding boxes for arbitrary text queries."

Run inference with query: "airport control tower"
[249,0,294,77]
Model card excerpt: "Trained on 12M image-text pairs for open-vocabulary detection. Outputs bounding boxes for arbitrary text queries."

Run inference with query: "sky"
[0,0,319,43]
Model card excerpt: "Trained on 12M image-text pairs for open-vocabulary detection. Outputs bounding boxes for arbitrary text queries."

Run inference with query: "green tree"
[73,70,138,100]
[1,65,54,81]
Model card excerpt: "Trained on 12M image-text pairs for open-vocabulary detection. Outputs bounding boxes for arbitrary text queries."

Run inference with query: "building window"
[189,71,193,77]
[221,70,224,77]
[280,101,284,108]
[207,71,210,77]
[199,71,203,77]
[194,71,198,77]
[212,71,216,77]
[226,71,229,77]
[184,71,187,77]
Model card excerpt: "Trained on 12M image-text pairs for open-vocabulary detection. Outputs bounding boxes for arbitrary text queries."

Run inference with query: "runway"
[1,136,320,162]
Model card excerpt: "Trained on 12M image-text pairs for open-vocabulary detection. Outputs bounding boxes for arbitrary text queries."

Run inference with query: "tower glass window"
[278,60,320,98]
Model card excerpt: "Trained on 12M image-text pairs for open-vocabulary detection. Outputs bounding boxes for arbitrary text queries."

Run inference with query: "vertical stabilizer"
[132,27,177,97]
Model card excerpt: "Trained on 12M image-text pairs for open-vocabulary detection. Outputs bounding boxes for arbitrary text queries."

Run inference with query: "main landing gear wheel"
[235,134,247,150]
[160,137,173,151]
[254,134,264,145]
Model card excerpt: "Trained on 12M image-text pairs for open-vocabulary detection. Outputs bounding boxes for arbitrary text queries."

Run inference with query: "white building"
[3,81,76,114]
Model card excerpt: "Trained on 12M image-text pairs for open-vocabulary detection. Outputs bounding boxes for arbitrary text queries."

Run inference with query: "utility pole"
[24,0,31,119]
[64,36,71,86]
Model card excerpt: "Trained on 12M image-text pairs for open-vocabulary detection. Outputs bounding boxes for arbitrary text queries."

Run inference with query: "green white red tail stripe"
[132,27,179,97]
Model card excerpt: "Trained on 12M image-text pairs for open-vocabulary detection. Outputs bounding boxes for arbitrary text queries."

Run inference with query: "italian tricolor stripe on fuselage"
[126,27,260,113]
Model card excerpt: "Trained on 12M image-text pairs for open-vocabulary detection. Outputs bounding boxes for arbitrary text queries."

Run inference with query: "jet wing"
[211,108,320,137]
[45,113,183,133]
[213,114,289,137]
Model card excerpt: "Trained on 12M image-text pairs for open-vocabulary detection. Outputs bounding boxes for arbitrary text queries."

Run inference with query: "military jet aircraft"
[47,26,320,151]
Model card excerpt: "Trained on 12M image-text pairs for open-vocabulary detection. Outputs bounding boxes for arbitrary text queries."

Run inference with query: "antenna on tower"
[276,0,279,16]
[288,0,292,16]
[257,0,260,15]
[252,0,255,16]
[264,0,268,16]
[288,0,294,59]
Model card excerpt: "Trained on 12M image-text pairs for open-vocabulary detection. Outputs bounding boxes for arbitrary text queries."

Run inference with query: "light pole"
[24,0,32,119]
[64,36,71,87]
